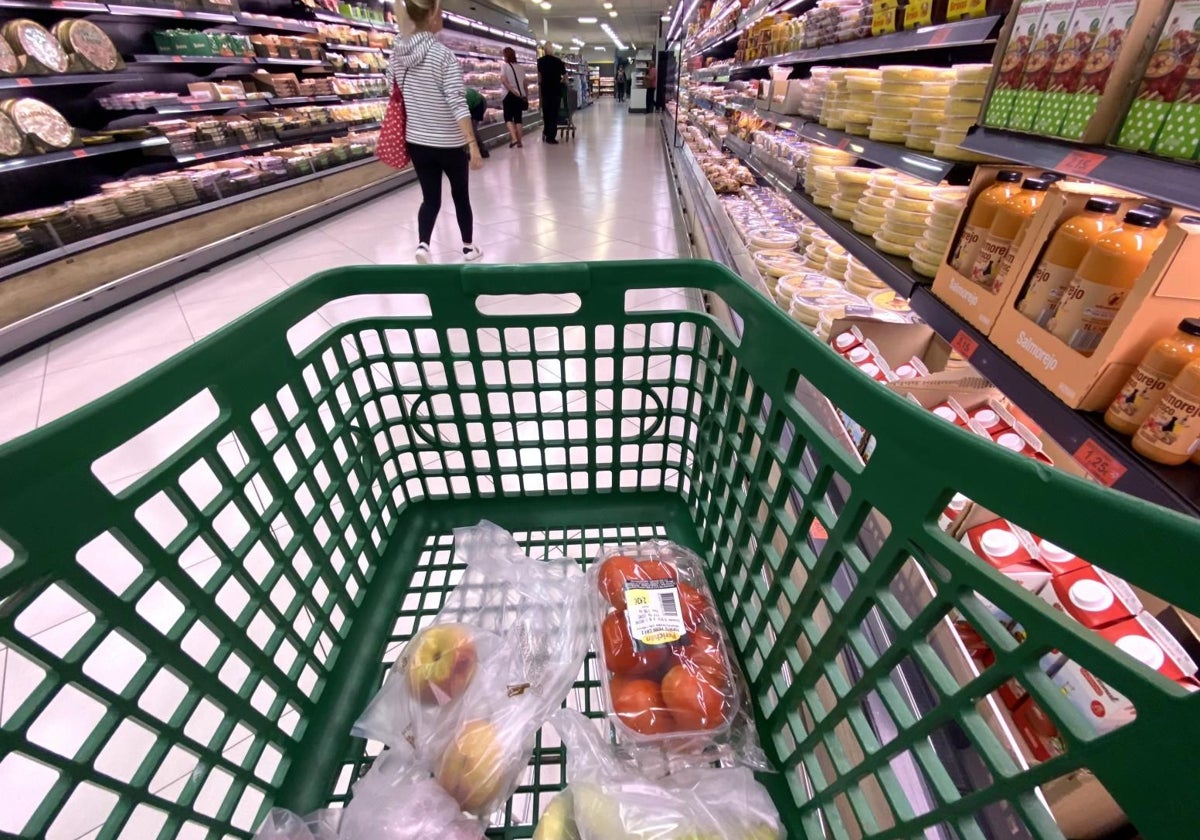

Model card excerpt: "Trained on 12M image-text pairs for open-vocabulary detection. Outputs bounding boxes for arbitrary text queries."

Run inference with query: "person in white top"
[388,0,483,264]
[500,47,528,149]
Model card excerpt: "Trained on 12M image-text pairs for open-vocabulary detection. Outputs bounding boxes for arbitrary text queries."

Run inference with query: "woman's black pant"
[408,142,473,245]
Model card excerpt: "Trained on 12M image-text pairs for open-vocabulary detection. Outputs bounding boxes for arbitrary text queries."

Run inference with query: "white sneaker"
[415,244,431,264]
[463,244,483,262]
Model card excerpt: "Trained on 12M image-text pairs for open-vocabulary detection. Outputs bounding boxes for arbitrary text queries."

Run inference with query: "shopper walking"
[500,47,527,148]
[615,65,626,102]
[388,0,484,264]
[645,63,658,113]
[537,44,566,145]
[465,87,490,158]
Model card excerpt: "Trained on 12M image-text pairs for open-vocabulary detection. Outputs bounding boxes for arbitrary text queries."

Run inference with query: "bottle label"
[1109,365,1173,426]
[969,235,1015,291]
[1049,275,1129,352]
[1018,260,1078,325]
[1136,389,1200,457]
[951,222,988,272]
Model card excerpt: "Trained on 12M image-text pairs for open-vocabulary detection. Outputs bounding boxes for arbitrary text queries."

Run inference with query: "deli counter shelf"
[798,122,974,185]
[960,126,1200,214]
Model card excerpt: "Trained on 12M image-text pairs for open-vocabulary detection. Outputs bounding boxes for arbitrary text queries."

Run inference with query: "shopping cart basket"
[1,260,1198,840]
[557,88,575,142]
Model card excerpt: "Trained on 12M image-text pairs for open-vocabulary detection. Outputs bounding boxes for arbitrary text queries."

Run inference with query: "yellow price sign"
[627,590,651,607]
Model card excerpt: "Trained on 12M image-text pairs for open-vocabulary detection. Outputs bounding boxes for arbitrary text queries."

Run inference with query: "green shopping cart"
[1,260,1198,840]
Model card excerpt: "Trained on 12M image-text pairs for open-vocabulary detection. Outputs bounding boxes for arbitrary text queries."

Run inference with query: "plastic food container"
[589,544,742,747]
[748,227,800,252]
[906,134,937,151]
[945,98,984,117]
[754,249,807,277]
[882,65,947,82]
[874,230,917,255]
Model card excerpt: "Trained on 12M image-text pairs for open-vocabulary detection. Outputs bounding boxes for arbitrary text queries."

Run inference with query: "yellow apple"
[532,789,579,840]
[406,624,478,706]
[435,719,511,814]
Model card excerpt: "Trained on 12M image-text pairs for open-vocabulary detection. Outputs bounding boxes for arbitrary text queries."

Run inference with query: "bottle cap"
[1084,197,1120,215]
[933,405,958,422]
[1068,579,1115,613]
[1123,209,1162,228]
[1115,634,1165,672]
[974,409,999,428]
[947,493,969,512]
[894,364,917,379]
[1179,318,1200,337]
[1139,203,1172,220]
[858,362,880,377]
[1021,177,1051,192]
[996,432,1025,452]
[980,528,1019,558]
[1039,541,1074,563]
[834,332,858,350]
[996,170,1024,183]
[1038,171,1065,182]
[847,345,871,363]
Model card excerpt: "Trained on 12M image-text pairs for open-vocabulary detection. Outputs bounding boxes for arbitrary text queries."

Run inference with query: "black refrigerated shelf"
[798,123,974,185]
[234,12,318,33]
[0,71,142,89]
[106,4,237,22]
[0,0,106,11]
[960,126,1200,213]
[725,140,1200,514]
[0,136,169,174]
[731,14,1002,73]
[131,54,254,65]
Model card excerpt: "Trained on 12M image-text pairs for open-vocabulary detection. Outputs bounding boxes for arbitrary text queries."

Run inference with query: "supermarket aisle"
[0,100,687,445]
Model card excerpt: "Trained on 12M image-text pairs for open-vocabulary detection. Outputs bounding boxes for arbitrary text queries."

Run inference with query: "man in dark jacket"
[537,44,567,145]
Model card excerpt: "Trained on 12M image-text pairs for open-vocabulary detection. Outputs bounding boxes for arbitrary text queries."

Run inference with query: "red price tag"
[190,104,201,111]
[240,144,250,150]
[71,148,88,158]
[950,329,979,359]
[16,77,32,87]
[194,152,207,159]
[1055,149,1107,177]
[171,55,183,63]
[836,137,851,150]
[1073,438,1127,487]
[928,27,952,45]
[171,9,183,16]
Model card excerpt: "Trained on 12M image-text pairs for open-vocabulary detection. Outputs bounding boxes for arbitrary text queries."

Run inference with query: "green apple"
[533,789,579,840]
[406,624,478,706]
[571,784,632,840]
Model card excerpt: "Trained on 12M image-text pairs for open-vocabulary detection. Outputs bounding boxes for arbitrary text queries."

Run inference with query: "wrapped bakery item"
[3,19,68,74]
[51,20,123,73]
[0,98,75,152]
[0,108,21,157]
[0,32,17,76]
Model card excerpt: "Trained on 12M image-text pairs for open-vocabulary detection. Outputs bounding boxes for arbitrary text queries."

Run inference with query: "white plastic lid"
[858,362,880,377]
[1068,579,1115,613]
[933,405,958,422]
[894,364,917,379]
[847,346,871,363]
[948,493,969,512]
[980,528,1019,559]
[1115,634,1166,672]
[974,409,999,428]
[1040,541,1075,563]
[996,432,1025,452]
[834,333,859,351]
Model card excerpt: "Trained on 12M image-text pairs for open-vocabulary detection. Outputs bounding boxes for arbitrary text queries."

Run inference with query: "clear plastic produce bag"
[338,751,485,840]
[252,808,340,840]
[587,540,768,769]
[540,709,783,840]
[353,520,590,816]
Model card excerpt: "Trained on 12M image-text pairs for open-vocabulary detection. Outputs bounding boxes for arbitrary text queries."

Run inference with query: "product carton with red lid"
[1034,539,1091,576]
[961,519,1039,571]
[832,330,862,355]
[1010,698,1067,761]
[1048,611,1197,735]
[1039,565,1143,630]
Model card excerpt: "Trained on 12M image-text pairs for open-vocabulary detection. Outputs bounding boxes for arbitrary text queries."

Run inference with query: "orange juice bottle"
[1017,197,1122,326]
[950,170,1025,273]
[1134,358,1200,465]
[1047,209,1168,355]
[968,177,1051,292]
[1106,319,1200,434]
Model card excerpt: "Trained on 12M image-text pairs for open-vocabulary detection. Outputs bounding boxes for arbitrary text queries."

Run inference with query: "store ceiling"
[523,0,671,55]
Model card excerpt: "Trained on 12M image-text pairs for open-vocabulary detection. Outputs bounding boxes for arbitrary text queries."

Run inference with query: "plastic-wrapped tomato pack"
[588,540,767,768]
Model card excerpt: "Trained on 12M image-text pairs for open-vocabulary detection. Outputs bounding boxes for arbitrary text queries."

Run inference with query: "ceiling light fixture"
[540,1,551,8]
[667,0,701,41]
[602,1,612,7]
[600,21,625,50]
[594,45,606,50]
[578,16,597,23]
[552,42,563,49]
[660,14,670,20]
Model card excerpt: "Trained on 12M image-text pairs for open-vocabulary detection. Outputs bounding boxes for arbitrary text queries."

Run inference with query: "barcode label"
[625,580,686,647]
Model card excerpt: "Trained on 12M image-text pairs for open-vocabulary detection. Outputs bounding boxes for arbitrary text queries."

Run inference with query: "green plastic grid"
[1,261,1199,840]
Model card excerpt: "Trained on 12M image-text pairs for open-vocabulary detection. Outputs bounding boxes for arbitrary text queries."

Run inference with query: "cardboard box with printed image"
[991,216,1200,410]
[934,172,1141,336]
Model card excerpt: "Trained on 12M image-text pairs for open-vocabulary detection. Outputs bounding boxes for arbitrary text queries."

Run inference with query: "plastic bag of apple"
[590,542,768,769]
[532,708,783,840]
[352,520,590,816]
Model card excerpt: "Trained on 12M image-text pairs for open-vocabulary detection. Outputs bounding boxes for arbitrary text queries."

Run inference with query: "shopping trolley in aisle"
[2,260,1199,839]
[557,87,576,142]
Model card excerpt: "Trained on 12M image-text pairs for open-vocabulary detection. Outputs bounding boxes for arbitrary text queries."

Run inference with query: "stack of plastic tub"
[910,186,968,277]
[851,168,897,235]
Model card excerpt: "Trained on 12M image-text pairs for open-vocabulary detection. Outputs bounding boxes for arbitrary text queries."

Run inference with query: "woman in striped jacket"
[389,0,484,264]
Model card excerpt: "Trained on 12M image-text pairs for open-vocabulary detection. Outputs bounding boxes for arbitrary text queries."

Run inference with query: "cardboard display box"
[991,217,1200,410]
[770,78,806,115]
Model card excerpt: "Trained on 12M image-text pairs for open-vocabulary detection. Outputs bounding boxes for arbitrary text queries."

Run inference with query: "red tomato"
[677,582,712,631]
[611,677,674,736]
[602,611,669,676]
[673,629,727,681]
[597,555,652,609]
[661,664,730,731]
[640,559,679,582]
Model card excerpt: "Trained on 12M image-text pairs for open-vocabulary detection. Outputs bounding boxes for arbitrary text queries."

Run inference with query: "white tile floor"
[0,100,697,840]
[0,99,689,442]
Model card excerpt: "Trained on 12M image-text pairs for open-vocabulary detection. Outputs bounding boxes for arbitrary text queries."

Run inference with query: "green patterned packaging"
[1118,0,1200,151]
[1060,0,1141,139]
[983,0,1049,127]
[1033,0,1110,135]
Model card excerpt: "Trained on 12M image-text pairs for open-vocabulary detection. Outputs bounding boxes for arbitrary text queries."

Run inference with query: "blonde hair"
[404,0,437,27]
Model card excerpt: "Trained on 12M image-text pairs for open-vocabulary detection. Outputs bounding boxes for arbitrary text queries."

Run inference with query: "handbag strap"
[507,62,523,98]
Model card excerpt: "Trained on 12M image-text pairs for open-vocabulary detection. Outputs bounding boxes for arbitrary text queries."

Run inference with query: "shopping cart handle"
[460,262,591,296]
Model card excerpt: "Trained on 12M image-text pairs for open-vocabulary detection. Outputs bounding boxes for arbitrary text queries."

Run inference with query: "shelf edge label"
[1055,149,1106,177]
[950,329,979,359]
[1073,438,1127,487]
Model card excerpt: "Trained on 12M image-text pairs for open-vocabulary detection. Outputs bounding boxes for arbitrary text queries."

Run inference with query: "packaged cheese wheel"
[894,180,940,201]
[874,231,918,255]
[53,19,121,73]
[954,63,993,82]
[0,109,21,157]
[906,135,936,151]
[909,106,947,123]
[748,227,799,252]
[869,128,907,143]
[883,218,929,239]
[918,81,953,96]
[846,276,883,297]
[872,92,922,109]
[882,65,947,82]
[754,249,807,277]
[5,98,73,149]
[0,33,17,75]
[871,116,913,132]
[830,199,858,219]
[869,288,913,314]
[912,255,941,277]
[879,82,928,97]
[945,98,983,117]
[4,19,68,74]
[853,218,884,235]
[832,165,872,185]
[888,195,933,214]
[949,81,988,99]
[908,122,943,139]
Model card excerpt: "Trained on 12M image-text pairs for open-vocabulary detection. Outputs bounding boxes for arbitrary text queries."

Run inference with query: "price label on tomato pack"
[1074,438,1127,487]
[1055,149,1107,177]
[950,329,979,360]
[625,580,685,647]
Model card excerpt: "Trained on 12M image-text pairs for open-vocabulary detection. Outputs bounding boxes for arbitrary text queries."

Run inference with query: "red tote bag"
[377,80,411,170]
